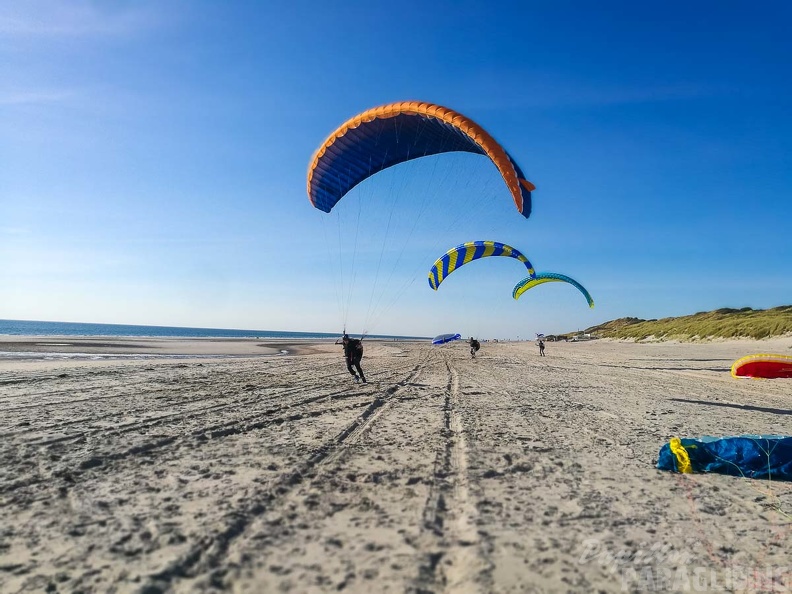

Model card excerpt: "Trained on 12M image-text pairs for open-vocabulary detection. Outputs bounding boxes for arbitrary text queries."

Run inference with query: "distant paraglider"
[307,101,535,218]
[428,241,536,290]
[513,272,594,308]
[432,333,462,345]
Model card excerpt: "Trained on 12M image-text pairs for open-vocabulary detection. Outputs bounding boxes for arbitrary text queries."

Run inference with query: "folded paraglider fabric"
[657,436,792,481]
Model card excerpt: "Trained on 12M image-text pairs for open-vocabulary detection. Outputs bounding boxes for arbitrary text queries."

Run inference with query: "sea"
[0,319,429,361]
[0,319,428,341]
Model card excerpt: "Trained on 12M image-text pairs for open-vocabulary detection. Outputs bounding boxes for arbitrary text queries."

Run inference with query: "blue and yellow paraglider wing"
[512,272,594,308]
[428,241,536,290]
[307,102,534,217]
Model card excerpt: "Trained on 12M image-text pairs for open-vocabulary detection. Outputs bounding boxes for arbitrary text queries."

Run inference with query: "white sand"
[1,336,790,593]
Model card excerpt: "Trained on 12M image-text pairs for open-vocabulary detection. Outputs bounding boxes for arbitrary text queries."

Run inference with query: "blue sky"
[1,1,790,338]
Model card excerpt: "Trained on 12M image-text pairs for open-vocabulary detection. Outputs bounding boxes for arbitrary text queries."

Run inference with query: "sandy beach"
[1,336,791,593]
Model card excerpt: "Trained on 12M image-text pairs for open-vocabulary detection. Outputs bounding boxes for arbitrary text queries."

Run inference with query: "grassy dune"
[577,305,792,341]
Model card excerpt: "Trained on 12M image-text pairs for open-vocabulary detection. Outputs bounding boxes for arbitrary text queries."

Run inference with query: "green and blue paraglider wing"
[513,272,594,308]
[428,241,536,290]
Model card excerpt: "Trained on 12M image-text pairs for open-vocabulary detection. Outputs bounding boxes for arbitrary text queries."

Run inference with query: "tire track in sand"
[1,355,422,497]
[140,359,429,592]
[418,351,489,593]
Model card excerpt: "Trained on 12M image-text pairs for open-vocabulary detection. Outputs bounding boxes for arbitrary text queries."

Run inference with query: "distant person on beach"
[469,337,480,359]
[339,334,366,383]
[538,339,545,357]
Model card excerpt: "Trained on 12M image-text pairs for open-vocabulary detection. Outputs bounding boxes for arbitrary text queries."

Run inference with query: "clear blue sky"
[2,1,790,338]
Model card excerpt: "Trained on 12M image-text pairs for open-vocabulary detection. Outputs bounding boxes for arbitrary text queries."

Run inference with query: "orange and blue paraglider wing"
[428,241,536,290]
[513,272,594,308]
[307,101,534,217]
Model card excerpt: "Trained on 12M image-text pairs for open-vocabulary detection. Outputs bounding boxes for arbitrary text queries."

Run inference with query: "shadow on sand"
[669,397,792,417]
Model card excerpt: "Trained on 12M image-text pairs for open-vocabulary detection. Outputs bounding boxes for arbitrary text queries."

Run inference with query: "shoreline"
[1,333,789,368]
[0,336,350,359]
[1,333,789,354]
[1,334,788,374]
[0,336,430,368]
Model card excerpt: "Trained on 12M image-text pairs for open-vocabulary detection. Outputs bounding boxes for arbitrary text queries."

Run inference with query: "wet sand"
[0,336,333,358]
[1,336,791,593]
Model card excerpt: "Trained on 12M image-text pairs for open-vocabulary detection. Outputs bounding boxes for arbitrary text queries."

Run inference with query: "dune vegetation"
[570,305,792,341]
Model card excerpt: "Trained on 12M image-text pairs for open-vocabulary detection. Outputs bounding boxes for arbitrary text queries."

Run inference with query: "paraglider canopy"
[428,241,536,290]
[731,354,792,379]
[432,333,462,345]
[308,101,535,218]
[513,272,594,308]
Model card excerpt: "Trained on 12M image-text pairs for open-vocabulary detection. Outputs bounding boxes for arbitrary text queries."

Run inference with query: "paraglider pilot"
[469,337,480,359]
[340,334,366,383]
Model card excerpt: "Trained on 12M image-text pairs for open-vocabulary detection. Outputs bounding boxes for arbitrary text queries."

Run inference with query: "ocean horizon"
[0,319,430,341]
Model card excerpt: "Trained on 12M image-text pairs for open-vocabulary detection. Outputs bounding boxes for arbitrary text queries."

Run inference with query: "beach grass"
[580,305,792,341]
